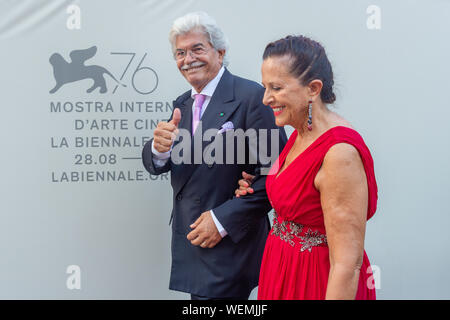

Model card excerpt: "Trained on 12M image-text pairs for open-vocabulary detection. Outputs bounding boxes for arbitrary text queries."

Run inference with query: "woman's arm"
[315,143,368,300]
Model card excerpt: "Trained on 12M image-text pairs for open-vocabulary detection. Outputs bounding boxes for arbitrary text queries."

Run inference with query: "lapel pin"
[220,112,224,117]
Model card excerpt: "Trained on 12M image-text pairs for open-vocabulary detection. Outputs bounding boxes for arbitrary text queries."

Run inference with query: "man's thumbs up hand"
[170,108,181,128]
[153,108,182,153]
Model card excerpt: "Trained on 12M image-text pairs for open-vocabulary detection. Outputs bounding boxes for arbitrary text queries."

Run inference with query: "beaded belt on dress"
[270,211,328,252]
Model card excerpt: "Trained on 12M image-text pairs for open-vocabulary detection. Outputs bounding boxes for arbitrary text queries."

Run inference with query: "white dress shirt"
[151,66,228,238]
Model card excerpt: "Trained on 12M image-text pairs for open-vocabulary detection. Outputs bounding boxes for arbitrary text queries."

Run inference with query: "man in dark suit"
[142,11,287,300]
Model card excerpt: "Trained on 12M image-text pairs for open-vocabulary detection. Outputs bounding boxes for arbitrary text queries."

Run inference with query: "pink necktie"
[192,94,206,135]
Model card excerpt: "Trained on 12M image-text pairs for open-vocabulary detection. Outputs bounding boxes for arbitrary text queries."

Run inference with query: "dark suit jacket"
[142,69,287,298]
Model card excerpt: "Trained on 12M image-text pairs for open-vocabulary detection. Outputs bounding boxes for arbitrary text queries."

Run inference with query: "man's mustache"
[181,62,206,70]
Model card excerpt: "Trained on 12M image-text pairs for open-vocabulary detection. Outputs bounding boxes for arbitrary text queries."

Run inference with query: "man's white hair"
[169,11,229,67]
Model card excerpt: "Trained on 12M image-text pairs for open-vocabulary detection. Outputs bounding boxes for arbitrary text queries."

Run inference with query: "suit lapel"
[172,95,196,197]
[176,96,193,135]
[199,69,239,132]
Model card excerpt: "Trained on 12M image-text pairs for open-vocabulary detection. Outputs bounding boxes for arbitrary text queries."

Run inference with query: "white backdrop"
[0,0,449,299]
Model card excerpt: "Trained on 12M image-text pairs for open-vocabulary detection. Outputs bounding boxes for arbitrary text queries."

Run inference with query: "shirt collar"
[191,66,225,99]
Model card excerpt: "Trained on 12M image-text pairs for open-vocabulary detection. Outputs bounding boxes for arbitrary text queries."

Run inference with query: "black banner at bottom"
[1,300,448,318]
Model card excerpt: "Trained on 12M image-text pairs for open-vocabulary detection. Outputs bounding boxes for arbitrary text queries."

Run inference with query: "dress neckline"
[274,125,354,180]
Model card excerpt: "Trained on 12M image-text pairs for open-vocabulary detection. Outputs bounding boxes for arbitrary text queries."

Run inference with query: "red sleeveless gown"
[258,126,378,300]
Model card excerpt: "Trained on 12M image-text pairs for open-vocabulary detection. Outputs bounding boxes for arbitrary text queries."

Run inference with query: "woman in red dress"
[236,35,378,299]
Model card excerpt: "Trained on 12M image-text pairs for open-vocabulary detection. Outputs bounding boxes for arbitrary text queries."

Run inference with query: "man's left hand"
[187,211,222,249]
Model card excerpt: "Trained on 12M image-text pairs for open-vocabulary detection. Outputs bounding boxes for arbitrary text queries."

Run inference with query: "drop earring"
[307,99,313,131]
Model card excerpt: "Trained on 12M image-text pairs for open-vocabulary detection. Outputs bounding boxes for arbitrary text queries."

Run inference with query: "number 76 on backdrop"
[110,52,159,95]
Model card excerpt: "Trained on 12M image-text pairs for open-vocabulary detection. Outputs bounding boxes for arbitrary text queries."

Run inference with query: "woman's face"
[261,56,310,128]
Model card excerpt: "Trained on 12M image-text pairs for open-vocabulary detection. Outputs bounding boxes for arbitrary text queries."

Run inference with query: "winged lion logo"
[49,46,126,94]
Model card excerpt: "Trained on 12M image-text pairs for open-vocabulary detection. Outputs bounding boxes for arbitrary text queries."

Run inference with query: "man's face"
[175,30,224,93]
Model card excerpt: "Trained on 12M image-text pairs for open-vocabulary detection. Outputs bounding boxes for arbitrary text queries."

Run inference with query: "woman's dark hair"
[263,35,336,104]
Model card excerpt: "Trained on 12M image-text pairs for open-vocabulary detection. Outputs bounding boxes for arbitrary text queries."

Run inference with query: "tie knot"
[194,94,206,109]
